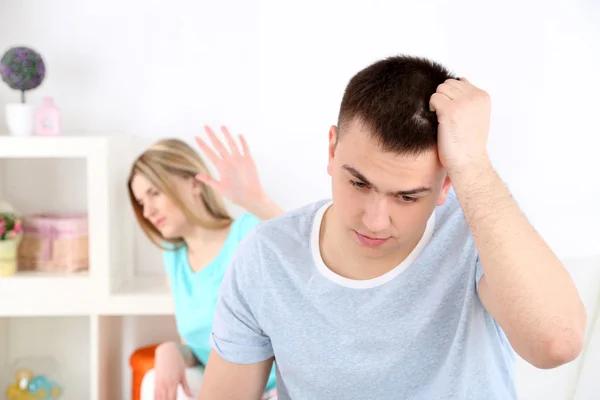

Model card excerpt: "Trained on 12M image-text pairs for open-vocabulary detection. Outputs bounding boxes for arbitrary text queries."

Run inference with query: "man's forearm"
[450,158,586,366]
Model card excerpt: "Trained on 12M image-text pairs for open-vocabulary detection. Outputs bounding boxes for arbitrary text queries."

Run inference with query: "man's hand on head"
[429,78,491,175]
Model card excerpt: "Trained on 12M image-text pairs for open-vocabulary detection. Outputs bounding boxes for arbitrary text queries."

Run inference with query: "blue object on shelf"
[28,375,62,400]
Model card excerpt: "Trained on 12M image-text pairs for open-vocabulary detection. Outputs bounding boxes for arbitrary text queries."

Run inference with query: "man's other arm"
[198,351,273,400]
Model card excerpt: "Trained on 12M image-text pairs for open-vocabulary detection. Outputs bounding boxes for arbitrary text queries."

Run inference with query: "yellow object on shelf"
[0,200,22,277]
[0,237,21,277]
[6,369,34,400]
[5,368,62,400]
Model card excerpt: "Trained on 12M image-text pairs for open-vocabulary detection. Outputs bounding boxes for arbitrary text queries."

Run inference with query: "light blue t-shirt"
[163,212,277,392]
[210,191,517,399]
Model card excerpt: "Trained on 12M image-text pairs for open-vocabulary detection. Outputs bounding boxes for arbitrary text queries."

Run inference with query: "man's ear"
[327,125,337,176]
[437,174,452,206]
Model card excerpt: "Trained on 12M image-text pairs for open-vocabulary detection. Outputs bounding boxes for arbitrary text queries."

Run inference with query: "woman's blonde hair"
[128,138,232,250]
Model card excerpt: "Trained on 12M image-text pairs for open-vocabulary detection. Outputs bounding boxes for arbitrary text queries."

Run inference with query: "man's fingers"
[429,92,452,113]
[436,82,462,101]
[444,78,464,93]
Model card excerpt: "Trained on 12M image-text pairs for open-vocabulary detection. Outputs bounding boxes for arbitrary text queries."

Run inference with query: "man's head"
[327,55,457,258]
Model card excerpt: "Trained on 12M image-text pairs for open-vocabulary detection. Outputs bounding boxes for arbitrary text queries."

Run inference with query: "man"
[197,55,586,399]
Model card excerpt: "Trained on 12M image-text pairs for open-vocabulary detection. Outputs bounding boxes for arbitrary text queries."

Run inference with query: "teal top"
[162,213,277,391]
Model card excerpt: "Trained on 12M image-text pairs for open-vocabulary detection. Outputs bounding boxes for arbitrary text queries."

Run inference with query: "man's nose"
[362,195,391,234]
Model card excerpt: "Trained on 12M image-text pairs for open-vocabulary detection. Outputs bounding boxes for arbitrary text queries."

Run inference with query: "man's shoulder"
[252,199,329,242]
[227,200,327,280]
[230,200,328,270]
[427,187,476,253]
[433,187,468,230]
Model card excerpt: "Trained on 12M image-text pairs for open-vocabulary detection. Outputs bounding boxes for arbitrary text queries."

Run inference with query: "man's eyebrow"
[391,187,432,196]
[342,164,432,196]
[343,165,372,186]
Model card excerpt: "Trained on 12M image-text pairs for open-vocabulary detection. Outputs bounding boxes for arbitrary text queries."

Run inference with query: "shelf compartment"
[0,316,91,400]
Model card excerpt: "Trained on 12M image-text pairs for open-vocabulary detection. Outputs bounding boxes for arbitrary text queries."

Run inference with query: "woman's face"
[130,173,200,239]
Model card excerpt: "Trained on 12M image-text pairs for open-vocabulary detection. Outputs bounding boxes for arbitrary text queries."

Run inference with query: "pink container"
[17,213,89,273]
[34,97,61,136]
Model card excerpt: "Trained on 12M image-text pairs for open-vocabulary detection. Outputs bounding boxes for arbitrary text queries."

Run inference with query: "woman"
[128,126,283,400]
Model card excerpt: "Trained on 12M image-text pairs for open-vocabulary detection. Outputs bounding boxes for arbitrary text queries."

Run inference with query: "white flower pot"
[5,103,34,136]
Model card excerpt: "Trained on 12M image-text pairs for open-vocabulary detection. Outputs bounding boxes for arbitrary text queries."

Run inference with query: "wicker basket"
[17,212,89,273]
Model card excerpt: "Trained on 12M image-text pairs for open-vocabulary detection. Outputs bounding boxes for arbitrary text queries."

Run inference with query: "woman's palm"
[195,126,264,207]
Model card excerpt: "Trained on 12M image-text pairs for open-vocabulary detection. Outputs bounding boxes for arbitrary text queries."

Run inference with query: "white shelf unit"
[0,136,109,317]
[0,135,176,400]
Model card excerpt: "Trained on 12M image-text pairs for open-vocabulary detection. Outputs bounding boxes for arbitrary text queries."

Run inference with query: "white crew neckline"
[310,201,435,289]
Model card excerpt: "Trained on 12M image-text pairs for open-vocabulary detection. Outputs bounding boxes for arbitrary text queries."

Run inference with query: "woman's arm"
[243,192,284,221]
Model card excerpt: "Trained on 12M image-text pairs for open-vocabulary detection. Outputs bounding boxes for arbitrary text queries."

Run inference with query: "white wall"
[1,0,598,399]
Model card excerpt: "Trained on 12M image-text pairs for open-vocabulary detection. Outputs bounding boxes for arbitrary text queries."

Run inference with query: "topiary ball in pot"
[0,46,46,136]
[1,47,46,103]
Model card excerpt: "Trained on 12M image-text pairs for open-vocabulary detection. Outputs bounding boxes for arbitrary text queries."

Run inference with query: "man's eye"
[399,195,419,203]
[350,180,368,189]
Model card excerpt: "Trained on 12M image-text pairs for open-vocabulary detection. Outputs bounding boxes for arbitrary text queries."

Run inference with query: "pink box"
[17,212,89,273]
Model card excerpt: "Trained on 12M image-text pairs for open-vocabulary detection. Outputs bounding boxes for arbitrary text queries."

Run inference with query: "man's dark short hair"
[337,55,458,155]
